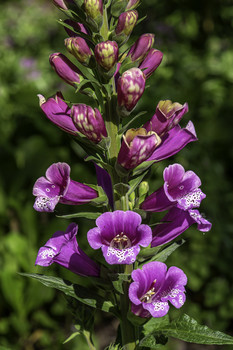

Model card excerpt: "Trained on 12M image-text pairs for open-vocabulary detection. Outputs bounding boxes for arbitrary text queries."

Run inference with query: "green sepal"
[56,212,102,220]
[109,273,131,294]
[127,311,148,327]
[132,160,155,176]
[128,171,150,197]
[118,111,147,135]
[63,328,81,344]
[119,56,139,75]
[114,183,130,197]
[115,162,131,177]
[140,314,233,346]
[111,0,128,17]
[20,273,119,316]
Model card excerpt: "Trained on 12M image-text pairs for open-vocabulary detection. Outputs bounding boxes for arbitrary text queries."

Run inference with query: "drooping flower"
[94,41,119,71]
[151,207,212,247]
[129,261,187,318]
[139,48,163,79]
[33,162,98,212]
[117,128,161,170]
[87,211,152,264]
[49,53,83,86]
[35,223,100,277]
[128,34,155,63]
[65,37,92,65]
[71,104,107,143]
[117,68,145,114]
[38,92,78,135]
[144,100,189,137]
[141,163,206,212]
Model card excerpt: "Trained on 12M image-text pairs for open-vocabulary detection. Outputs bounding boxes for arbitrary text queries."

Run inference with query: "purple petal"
[46,162,70,188]
[147,121,197,162]
[176,188,206,210]
[33,195,60,212]
[33,176,61,197]
[87,227,103,249]
[102,244,140,264]
[143,300,169,318]
[151,207,194,247]
[140,186,173,212]
[94,163,114,208]
[60,179,98,205]
[35,246,58,266]
[189,209,212,232]
[131,303,151,318]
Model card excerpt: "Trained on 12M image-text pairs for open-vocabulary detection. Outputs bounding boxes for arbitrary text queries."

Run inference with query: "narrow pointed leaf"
[56,212,102,220]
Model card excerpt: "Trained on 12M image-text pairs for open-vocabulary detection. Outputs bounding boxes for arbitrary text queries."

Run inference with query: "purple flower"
[38,92,78,135]
[33,162,98,212]
[94,163,114,209]
[65,37,92,65]
[146,120,198,162]
[141,163,206,212]
[128,34,155,63]
[117,128,161,170]
[63,20,89,37]
[117,68,146,114]
[49,53,83,86]
[94,41,119,71]
[144,100,189,137]
[151,207,212,247]
[35,223,100,277]
[87,211,152,264]
[129,261,187,318]
[139,48,163,79]
[71,104,107,143]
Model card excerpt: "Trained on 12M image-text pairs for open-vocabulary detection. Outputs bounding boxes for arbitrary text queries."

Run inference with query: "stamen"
[110,232,132,250]
[140,279,157,303]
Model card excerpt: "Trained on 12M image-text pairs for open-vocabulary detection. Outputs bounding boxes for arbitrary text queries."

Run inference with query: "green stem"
[83,330,96,350]
[100,6,109,41]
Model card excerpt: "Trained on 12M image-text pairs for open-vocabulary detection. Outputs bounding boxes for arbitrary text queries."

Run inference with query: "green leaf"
[128,170,150,197]
[118,111,148,135]
[56,212,102,220]
[109,273,130,294]
[145,240,186,264]
[63,331,81,344]
[132,161,155,176]
[141,314,233,345]
[20,274,118,315]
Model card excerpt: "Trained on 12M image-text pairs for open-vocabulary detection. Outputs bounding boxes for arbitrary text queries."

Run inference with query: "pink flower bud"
[115,10,138,37]
[117,128,161,170]
[126,0,140,10]
[94,41,119,71]
[117,67,145,113]
[49,53,83,86]
[71,104,107,143]
[52,0,68,10]
[139,48,163,78]
[65,37,92,64]
[63,19,89,37]
[84,0,103,30]
[128,34,155,62]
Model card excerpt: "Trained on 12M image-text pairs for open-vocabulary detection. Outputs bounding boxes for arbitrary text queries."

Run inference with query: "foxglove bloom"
[117,128,161,170]
[151,207,212,247]
[38,92,77,135]
[113,10,138,44]
[49,53,83,86]
[139,48,163,79]
[94,41,118,71]
[71,104,107,143]
[36,223,100,277]
[65,37,92,65]
[117,68,145,114]
[87,211,152,264]
[33,162,98,212]
[144,100,189,137]
[128,34,155,63]
[129,261,187,318]
[141,163,206,212]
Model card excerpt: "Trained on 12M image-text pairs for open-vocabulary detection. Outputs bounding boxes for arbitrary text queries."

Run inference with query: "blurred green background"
[0,0,233,349]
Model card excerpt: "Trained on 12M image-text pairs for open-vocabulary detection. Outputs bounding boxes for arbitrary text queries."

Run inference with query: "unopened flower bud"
[65,37,92,65]
[117,128,161,170]
[53,0,68,10]
[128,34,154,63]
[138,181,149,202]
[94,41,118,71]
[84,0,103,30]
[64,19,89,37]
[126,0,140,10]
[71,104,107,143]
[139,48,163,79]
[113,10,138,45]
[49,53,83,86]
[117,67,145,115]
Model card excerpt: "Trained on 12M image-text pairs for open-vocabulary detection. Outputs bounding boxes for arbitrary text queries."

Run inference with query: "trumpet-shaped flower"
[87,211,152,264]
[129,261,187,318]
[141,163,206,212]
[33,162,98,212]
[35,223,100,277]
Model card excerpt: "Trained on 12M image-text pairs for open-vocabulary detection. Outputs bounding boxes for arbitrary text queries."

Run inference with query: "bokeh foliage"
[0,0,233,349]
